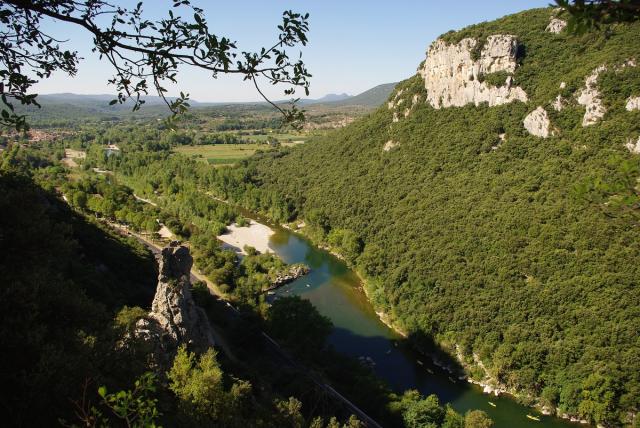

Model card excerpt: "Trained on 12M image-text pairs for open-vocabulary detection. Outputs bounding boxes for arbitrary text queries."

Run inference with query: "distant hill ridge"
[35,83,397,111]
[326,82,398,107]
[303,93,352,104]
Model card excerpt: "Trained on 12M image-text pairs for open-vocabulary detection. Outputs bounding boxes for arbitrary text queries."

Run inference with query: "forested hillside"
[1,133,490,427]
[211,8,640,426]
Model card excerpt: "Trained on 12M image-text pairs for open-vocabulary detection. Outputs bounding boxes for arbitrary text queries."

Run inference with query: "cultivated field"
[174,143,268,165]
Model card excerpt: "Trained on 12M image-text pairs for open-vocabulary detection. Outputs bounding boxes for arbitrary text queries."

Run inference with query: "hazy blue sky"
[34,0,551,102]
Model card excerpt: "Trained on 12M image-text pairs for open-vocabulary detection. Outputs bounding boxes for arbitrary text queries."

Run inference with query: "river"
[234,207,582,428]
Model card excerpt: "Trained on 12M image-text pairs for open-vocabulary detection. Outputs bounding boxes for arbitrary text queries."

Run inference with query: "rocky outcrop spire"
[135,242,215,367]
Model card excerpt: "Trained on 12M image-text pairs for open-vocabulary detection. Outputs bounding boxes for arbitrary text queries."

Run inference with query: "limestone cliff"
[419,35,528,109]
[136,242,215,367]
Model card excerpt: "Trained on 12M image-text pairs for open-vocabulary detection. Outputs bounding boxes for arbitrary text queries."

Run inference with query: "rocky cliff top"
[418,35,527,109]
[157,242,192,282]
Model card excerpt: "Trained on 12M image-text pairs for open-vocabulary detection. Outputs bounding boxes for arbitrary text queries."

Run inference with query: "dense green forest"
[188,8,639,427]
[0,138,493,427]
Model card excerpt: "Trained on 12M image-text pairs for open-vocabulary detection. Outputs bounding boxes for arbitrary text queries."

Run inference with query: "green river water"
[239,211,584,428]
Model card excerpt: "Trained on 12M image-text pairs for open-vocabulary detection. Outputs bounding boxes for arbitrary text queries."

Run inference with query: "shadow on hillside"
[50,194,158,309]
[329,327,468,403]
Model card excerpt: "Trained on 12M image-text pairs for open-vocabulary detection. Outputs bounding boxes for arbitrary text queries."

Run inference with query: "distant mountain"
[320,93,351,102]
[33,86,398,113]
[303,93,351,104]
[299,84,397,108]
[13,93,218,124]
[16,86,396,125]
[326,83,397,107]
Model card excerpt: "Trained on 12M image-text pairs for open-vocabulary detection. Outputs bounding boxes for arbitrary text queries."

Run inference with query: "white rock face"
[626,96,640,111]
[420,35,528,109]
[383,140,399,152]
[626,136,640,154]
[552,83,568,111]
[524,106,552,138]
[577,65,607,126]
[479,35,520,73]
[546,18,567,33]
[552,94,566,111]
[616,58,637,71]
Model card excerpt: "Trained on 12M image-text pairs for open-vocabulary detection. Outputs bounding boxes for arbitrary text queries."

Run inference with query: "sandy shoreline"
[158,225,174,239]
[217,220,275,255]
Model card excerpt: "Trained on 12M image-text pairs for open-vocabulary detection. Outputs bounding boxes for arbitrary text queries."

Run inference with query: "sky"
[33,0,551,102]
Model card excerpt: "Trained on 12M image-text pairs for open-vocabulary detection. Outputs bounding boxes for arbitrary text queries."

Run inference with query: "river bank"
[206,201,585,427]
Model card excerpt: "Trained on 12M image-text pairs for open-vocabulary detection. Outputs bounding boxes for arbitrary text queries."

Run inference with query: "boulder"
[626,96,640,111]
[625,136,640,154]
[545,18,567,33]
[552,94,566,111]
[383,140,399,152]
[265,264,310,291]
[524,107,552,138]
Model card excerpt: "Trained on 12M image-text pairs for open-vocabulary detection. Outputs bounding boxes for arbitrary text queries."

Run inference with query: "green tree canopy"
[267,295,333,360]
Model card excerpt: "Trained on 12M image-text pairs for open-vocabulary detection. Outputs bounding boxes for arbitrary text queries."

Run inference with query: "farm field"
[174,143,268,165]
